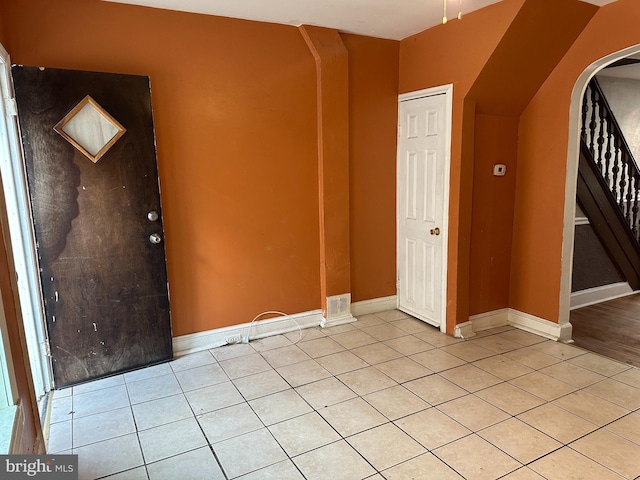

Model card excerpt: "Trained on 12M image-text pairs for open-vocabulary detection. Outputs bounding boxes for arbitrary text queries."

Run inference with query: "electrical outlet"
[225,335,243,344]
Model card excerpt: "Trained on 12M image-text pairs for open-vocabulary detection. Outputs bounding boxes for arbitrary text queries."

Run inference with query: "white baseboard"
[508,309,572,342]
[172,309,325,357]
[455,308,509,338]
[350,295,397,317]
[459,308,570,342]
[453,321,474,339]
[322,312,356,328]
[173,295,401,357]
[570,282,633,310]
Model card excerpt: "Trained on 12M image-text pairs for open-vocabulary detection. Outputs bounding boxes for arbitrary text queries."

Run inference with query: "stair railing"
[581,77,640,241]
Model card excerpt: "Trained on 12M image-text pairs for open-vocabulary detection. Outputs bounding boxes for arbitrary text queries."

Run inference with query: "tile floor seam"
[482,427,566,469]
[426,452,469,480]
[178,378,231,480]
[575,409,640,445]
[456,431,532,474]
[430,433,522,479]
[292,437,376,478]
[562,444,630,479]
[49,310,640,480]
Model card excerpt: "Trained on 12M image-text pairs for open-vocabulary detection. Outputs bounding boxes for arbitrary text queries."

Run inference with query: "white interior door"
[397,86,451,331]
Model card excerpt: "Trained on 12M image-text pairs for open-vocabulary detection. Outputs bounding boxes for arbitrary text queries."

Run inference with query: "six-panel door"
[397,92,448,328]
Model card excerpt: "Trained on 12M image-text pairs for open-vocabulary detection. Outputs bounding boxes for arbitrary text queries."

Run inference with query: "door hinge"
[397,125,401,137]
[4,97,17,116]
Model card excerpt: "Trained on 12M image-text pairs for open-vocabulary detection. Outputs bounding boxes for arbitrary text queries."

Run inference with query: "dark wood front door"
[12,66,173,387]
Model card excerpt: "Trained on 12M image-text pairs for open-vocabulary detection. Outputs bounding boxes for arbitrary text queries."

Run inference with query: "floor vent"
[327,294,351,317]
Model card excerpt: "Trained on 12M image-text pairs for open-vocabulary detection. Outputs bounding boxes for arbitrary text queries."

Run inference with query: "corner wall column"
[299,25,354,325]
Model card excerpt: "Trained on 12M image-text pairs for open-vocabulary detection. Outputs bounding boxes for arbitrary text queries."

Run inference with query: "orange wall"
[468,0,597,117]
[466,0,595,317]
[299,26,351,305]
[0,0,402,336]
[399,0,524,331]
[342,34,399,302]
[0,0,322,336]
[399,0,597,327]
[4,0,630,348]
[512,0,640,321]
[469,114,518,313]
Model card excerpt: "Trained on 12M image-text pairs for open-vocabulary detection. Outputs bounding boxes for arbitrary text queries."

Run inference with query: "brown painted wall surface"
[512,0,640,321]
[342,34,399,302]
[0,0,322,336]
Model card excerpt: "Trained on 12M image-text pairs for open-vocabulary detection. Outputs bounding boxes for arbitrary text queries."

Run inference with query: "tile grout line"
[49,310,640,479]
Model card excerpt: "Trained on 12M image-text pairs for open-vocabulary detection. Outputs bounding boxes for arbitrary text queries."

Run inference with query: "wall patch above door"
[54,95,126,163]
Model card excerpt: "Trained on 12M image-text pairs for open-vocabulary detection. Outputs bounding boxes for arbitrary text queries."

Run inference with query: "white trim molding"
[454,309,510,338]
[561,44,640,329]
[457,308,572,342]
[173,295,405,357]
[350,295,398,317]
[172,309,325,357]
[509,309,573,343]
[570,282,634,310]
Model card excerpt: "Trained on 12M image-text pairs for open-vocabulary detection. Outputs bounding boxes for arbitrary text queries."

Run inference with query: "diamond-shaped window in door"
[54,95,126,163]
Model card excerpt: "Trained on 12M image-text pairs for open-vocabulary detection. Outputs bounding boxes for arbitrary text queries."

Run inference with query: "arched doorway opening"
[561,44,640,363]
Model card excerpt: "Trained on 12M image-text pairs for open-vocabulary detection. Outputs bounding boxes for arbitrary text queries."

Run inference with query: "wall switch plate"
[493,164,506,176]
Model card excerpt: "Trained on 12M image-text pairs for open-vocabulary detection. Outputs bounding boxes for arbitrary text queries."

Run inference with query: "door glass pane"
[54,96,126,163]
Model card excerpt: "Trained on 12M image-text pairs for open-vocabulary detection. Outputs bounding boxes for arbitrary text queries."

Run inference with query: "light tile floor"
[46,310,640,480]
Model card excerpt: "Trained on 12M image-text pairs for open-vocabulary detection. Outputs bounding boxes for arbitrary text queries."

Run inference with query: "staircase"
[578,77,640,290]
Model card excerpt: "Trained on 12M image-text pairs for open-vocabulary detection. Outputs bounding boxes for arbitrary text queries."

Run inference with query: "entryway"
[563,45,640,355]
[11,66,174,388]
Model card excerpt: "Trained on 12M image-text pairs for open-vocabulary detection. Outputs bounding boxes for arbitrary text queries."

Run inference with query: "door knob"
[149,233,162,244]
[430,227,441,236]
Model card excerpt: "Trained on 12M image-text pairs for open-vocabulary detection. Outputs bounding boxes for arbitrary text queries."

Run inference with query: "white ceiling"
[104,0,618,41]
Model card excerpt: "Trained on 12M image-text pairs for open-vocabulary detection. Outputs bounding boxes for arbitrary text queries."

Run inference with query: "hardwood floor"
[570,293,640,367]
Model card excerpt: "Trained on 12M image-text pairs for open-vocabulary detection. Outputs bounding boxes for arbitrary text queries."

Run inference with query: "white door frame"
[0,45,52,395]
[560,45,640,333]
[397,84,452,333]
